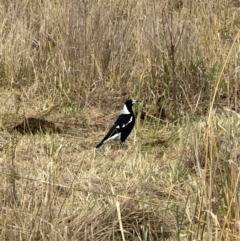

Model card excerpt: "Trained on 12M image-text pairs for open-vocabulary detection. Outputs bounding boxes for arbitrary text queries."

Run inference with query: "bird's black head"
[123,99,137,114]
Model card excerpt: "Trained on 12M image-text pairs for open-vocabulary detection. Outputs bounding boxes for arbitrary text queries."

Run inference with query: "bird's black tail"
[96,127,117,148]
[96,142,103,148]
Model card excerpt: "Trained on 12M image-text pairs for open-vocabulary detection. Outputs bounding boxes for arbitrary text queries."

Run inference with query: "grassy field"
[0,0,240,240]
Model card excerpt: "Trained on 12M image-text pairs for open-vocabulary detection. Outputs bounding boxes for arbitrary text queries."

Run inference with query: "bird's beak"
[132,99,137,104]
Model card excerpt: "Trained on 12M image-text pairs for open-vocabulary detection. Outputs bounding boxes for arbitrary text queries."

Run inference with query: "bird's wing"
[96,124,121,146]
[114,114,133,129]
[105,125,120,138]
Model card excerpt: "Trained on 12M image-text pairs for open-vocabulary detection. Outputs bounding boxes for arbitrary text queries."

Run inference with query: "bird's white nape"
[122,104,130,114]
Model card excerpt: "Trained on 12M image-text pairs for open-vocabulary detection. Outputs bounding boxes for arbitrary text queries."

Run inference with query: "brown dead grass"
[0,106,240,240]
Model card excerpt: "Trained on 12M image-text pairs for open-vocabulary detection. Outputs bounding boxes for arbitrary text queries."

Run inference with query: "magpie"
[96,99,137,148]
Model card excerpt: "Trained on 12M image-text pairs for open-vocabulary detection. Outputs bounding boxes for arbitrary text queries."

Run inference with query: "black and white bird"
[96,99,137,148]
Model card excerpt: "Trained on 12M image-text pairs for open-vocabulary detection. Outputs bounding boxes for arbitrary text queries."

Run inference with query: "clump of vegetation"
[0,0,240,240]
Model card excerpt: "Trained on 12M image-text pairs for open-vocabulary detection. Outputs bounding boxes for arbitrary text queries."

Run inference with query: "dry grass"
[1,107,240,240]
[0,0,240,240]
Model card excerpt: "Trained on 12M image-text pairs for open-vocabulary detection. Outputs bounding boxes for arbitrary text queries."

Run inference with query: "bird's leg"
[121,142,128,149]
